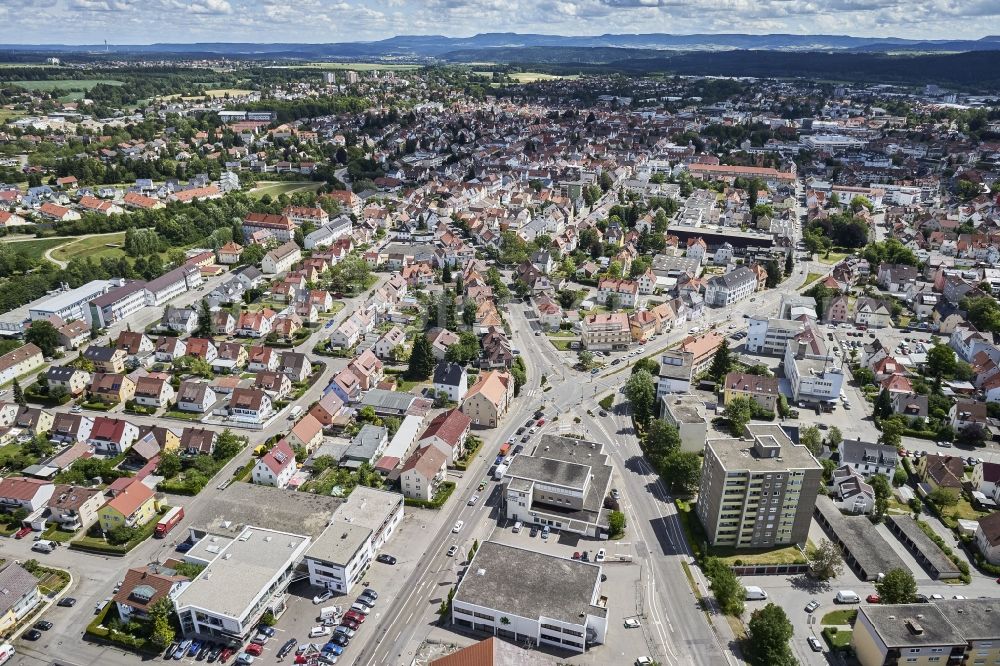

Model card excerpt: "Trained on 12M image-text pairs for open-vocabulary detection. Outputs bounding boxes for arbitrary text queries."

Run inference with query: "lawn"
[249,181,324,199]
[715,544,808,566]
[0,109,26,123]
[821,609,858,626]
[50,232,127,263]
[549,339,573,352]
[165,88,255,100]
[509,72,581,83]
[822,627,853,649]
[801,272,824,288]
[818,251,849,265]
[3,237,70,260]
[12,79,123,92]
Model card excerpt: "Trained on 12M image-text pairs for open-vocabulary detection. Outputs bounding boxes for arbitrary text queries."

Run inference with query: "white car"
[309,626,332,638]
[453,521,464,533]
[624,618,641,629]
[636,658,654,666]
[595,549,606,562]
[313,590,334,605]
[467,495,479,506]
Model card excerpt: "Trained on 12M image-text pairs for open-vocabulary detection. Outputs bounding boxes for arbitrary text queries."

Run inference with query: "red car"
[219,648,235,663]
[14,526,31,539]
[341,618,360,631]
[572,552,581,560]
[866,594,880,603]
[344,610,366,624]
[536,419,545,426]
[244,643,263,656]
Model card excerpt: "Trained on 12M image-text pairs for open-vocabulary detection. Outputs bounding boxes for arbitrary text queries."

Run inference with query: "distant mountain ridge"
[1,32,999,57]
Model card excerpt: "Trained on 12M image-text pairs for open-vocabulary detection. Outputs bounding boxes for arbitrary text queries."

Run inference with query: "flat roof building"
[852,602,972,666]
[174,525,311,646]
[659,394,708,454]
[452,541,608,654]
[502,434,613,538]
[697,424,821,549]
[303,486,404,596]
[29,279,113,323]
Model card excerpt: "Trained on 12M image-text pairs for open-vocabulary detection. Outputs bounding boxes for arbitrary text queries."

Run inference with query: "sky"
[0,0,996,44]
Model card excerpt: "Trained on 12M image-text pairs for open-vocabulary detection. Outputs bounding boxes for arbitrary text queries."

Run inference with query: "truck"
[155,506,185,538]
[288,405,303,420]
[498,443,511,456]
[0,643,13,665]
[493,461,509,481]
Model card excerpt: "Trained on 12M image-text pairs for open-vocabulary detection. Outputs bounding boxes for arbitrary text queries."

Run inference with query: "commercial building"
[745,316,805,356]
[174,525,312,646]
[704,266,757,307]
[784,324,844,403]
[451,541,608,653]
[501,434,613,538]
[659,394,709,454]
[656,350,694,399]
[303,486,404,596]
[29,279,112,323]
[696,424,821,548]
[89,280,148,328]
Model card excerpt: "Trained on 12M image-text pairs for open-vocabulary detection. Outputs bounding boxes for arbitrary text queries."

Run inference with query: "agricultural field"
[249,181,324,199]
[163,88,255,100]
[11,79,124,92]
[0,109,26,123]
[50,232,127,263]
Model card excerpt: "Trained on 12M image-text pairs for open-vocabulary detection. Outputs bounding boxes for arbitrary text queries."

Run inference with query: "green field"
[11,79,124,92]
[50,232,127,263]
[509,72,581,83]
[297,62,420,71]
[249,181,324,199]
[0,109,25,123]
[2,237,69,260]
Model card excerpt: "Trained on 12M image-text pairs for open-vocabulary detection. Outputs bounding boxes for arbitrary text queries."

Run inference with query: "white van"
[835,590,860,604]
[745,586,768,601]
[31,540,56,554]
[318,606,339,621]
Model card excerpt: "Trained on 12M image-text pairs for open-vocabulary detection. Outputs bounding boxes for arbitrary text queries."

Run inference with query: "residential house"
[581,312,630,351]
[211,342,248,374]
[399,445,448,501]
[176,381,217,413]
[597,278,639,309]
[56,320,90,350]
[216,241,244,265]
[831,466,876,515]
[212,311,236,336]
[161,306,198,335]
[135,425,180,454]
[154,336,186,362]
[427,328,460,360]
[0,343,43,385]
[83,346,126,374]
[840,440,899,479]
[228,388,273,424]
[919,453,965,490]
[480,327,513,369]
[261,241,302,275]
[89,372,136,404]
[97,481,157,533]
[824,294,850,324]
[0,477,54,513]
[656,350,694,399]
[248,345,280,373]
[49,413,94,444]
[308,392,346,428]
[88,417,139,455]
[418,408,472,463]
[114,564,188,623]
[461,370,514,428]
[374,326,406,360]
[180,428,217,456]
[44,366,90,396]
[132,375,174,409]
[115,331,154,359]
[950,399,988,434]
[347,350,384,391]
[287,414,323,453]
[330,319,360,349]
[279,351,311,383]
[854,297,893,329]
[236,309,276,338]
[722,372,780,412]
[254,371,292,400]
[252,440,296,488]
[890,392,929,418]
[184,338,218,363]
[976,512,1000,565]
[972,461,1000,499]
[46,484,103,532]
[0,563,41,633]
[433,362,468,402]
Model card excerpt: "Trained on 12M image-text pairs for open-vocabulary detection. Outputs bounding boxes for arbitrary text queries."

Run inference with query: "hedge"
[454,437,484,472]
[405,481,456,509]
[85,604,159,655]
[70,506,168,556]
[915,519,972,584]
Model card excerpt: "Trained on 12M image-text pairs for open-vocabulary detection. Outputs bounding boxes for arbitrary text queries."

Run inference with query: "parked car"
[14,526,31,539]
[624,618,641,629]
[343,610,366,624]
[313,590,334,605]
[446,545,459,557]
[23,629,41,641]
[376,553,397,565]
[595,549,606,562]
[256,626,276,638]
[340,618,360,631]
[529,526,538,537]
[277,639,297,659]
[808,636,823,652]
[611,488,620,500]
[805,600,820,613]
[244,643,263,656]
[235,654,254,665]
[310,626,332,638]
[33,621,52,631]
[328,633,350,647]
[541,525,550,540]
[360,588,379,601]
[333,625,355,639]
[866,594,880,603]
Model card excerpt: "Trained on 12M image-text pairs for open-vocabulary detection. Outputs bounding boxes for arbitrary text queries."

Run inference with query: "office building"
[451,541,608,654]
[303,486,404,596]
[696,424,821,548]
[89,280,148,328]
[29,279,112,323]
[501,434,613,538]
